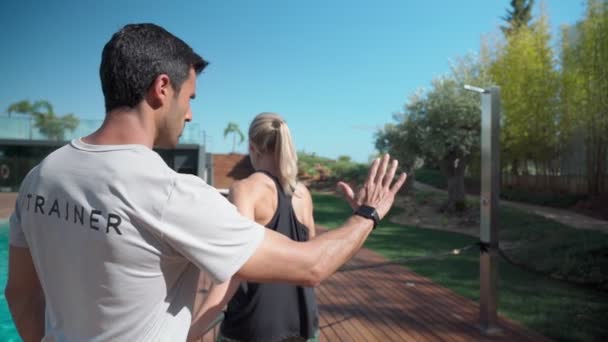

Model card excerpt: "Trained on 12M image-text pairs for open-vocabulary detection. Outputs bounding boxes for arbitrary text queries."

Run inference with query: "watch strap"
[354,205,380,229]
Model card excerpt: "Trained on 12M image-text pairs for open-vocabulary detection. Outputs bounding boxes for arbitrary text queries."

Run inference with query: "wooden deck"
[198,229,548,342]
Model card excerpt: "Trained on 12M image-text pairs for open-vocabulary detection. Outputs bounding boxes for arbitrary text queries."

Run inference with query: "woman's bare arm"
[188,276,241,341]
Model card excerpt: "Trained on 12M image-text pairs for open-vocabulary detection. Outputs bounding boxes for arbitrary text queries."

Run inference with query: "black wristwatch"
[354,205,380,229]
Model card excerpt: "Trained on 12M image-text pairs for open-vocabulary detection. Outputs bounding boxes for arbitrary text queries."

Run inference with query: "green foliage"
[223,122,245,153]
[375,53,493,211]
[330,161,368,183]
[6,99,79,140]
[375,78,481,171]
[560,0,608,195]
[491,12,561,174]
[413,168,447,189]
[376,53,492,169]
[414,167,587,209]
[297,151,332,179]
[499,205,608,290]
[336,155,351,163]
[6,100,32,117]
[297,151,367,183]
[501,0,535,35]
[378,1,606,198]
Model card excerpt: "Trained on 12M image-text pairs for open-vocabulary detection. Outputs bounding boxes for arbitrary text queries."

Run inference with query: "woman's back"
[232,171,314,234]
[220,171,318,341]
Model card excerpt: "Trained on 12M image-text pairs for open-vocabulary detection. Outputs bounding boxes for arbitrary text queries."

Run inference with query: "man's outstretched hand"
[337,154,407,219]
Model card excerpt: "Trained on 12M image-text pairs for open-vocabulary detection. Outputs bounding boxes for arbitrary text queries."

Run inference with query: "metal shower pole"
[465,85,501,333]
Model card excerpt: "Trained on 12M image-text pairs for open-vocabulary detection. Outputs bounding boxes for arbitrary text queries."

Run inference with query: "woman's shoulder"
[230,172,276,197]
[291,182,313,212]
[293,182,312,199]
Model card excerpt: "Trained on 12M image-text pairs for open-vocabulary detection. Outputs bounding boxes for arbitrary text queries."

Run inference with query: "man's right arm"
[236,154,407,286]
[236,214,374,286]
[5,246,45,342]
[5,192,45,342]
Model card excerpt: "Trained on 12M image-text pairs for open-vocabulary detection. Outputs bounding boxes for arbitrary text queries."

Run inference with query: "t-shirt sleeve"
[159,174,265,283]
[9,194,28,248]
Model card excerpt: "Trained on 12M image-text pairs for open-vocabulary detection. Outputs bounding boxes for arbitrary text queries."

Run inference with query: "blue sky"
[0,0,585,162]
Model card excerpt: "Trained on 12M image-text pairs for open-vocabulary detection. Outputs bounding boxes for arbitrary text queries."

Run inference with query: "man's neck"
[83,107,156,148]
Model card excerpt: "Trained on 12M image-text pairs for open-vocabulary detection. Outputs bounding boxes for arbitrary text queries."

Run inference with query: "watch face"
[358,206,375,216]
[356,205,379,229]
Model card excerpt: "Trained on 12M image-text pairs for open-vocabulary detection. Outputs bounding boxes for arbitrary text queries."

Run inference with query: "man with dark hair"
[5,23,406,341]
[99,24,208,113]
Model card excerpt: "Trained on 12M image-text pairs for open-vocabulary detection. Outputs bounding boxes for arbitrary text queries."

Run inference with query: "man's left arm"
[5,246,45,342]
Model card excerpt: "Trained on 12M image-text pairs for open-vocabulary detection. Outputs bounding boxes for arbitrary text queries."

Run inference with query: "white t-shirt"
[9,139,265,341]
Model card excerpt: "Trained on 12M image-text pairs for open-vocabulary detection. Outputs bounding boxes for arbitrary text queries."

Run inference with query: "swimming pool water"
[0,222,21,341]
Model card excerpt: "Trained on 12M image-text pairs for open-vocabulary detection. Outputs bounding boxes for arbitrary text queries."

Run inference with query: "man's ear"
[146,74,172,109]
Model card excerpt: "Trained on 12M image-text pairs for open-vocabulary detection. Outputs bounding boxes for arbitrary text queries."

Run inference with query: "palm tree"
[223,122,244,153]
[6,100,32,118]
[6,100,79,140]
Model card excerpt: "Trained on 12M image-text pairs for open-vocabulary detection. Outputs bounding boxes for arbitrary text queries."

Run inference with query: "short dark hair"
[100,23,208,112]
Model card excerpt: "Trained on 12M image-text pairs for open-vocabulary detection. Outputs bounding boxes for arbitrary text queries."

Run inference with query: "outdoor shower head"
[464,84,489,94]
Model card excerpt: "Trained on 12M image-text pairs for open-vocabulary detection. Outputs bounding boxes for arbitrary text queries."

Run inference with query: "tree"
[376,54,491,212]
[501,0,534,36]
[6,100,79,140]
[560,0,608,195]
[223,122,245,153]
[6,100,32,118]
[491,10,560,176]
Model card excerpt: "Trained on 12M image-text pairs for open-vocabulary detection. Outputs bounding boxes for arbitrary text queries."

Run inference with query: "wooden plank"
[316,285,347,341]
[318,278,371,341]
[323,268,434,341]
[317,282,353,341]
[375,264,481,342]
[318,275,396,341]
[338,264,460,342]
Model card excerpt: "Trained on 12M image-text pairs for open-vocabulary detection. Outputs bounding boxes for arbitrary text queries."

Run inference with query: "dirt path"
[412,181,608,233]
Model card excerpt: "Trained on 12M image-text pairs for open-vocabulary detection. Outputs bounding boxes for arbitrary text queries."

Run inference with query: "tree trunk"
[586,132,600,196]
[440,154,467,213]
[522,159,529,175]
[511,158,520,176]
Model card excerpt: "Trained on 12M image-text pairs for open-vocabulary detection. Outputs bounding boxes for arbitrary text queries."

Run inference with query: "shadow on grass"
[499,206,608,290]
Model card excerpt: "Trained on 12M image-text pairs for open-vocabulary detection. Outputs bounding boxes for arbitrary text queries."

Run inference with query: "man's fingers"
[382,159,398,188]
[337,181,354,199]
[374,154,390,185]
[367,158,380,186]
[390,172,408,195]
[336,181,356,209]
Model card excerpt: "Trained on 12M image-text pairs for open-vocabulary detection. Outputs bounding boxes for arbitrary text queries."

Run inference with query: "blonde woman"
[190,113,319,341]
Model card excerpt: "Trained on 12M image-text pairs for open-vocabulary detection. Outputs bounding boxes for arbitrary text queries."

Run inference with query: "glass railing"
[179,122,204,145]
[0,115,203,145]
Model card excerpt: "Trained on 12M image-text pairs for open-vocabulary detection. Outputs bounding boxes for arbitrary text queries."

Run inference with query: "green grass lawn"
[313,192,608,342]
